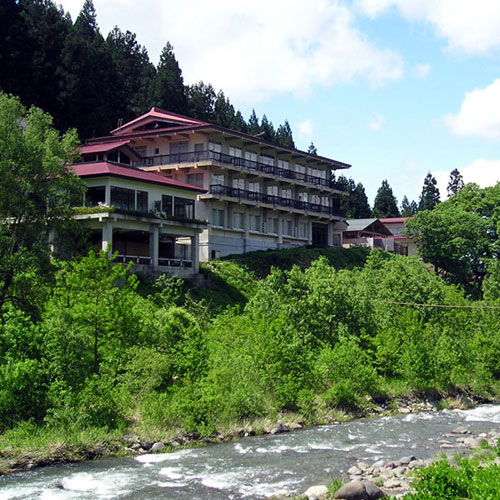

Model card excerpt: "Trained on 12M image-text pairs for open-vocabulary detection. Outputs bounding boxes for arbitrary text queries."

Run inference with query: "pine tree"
[152,42,187,114]
[248,109,260,135]
[352,183,372,218]
[419,172,440,211]
[259,114,275,142]
[213,90,236,128]
[230,111,248,133]
[401,195,417,217]
[373,180,400,218]
[275,120,295,148]
[447,168,464,197]
[186,81,216,121]
[308,142,318,155]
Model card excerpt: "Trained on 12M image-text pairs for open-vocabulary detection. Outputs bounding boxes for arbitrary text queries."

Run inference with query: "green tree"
[275,120,295,148]
[308,142,318,155]
[259,114,275,142]
[186,81,216,121]
[373,180,400,218]
[401,195,417,217]
[248,109,260,135]
[447,168,464,197]
[152,41,187,114]
[0,93,83,316]
[419,172,440,211]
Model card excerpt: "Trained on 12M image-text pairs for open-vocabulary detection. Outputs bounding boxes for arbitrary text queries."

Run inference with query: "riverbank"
[0,391,493,476]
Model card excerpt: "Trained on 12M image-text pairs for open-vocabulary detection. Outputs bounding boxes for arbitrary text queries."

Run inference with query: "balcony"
[209,184,346,218]
[136,150,345,191]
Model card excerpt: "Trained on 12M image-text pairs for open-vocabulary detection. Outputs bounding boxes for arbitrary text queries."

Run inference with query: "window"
[170,141,188,162]
[186,173,204,188]
[111,186,135,211]
[212,173,225,186]
[162,195,173,215]
[311,194,321,204]
[295,164,306,180]
[321,196,329,207]
[282,219,293,236]
[249,213,261,232]
[244,151,258,168]
[278,159,289,170]
[229,146,242,158]
[233,211,245,229]
[154,148,160,155]
[299,221,308,238]
[137,190,148,212]
[232,178,245,190]
[174,197,195,219]
[85,185,105,206]
[298,192,308,202]
[268,217,279,234]
[282,188,292,200]
[248,181,260,193]
[212,208,225,227]
[209,141,222,153]
[267,185,278,196]
[261,155,275,166]
[194,143,205,160]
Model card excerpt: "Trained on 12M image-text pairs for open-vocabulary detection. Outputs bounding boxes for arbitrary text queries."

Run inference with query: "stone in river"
[304,484,328,499]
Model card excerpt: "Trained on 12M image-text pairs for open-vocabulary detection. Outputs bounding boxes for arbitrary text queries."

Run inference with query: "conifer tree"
[248,109,260,135]
[308,142,318,155]
[275,120,295,148]
[373,180,400,218]
[447,168,464,197]
[213,91,236,128]
[419,172,440,211]
[186,81,216,121]
[259,114,275,142]
[401,195,418,217]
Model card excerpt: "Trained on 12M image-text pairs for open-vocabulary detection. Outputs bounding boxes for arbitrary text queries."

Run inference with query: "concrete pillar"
[278,213,283,245]
[308,218,313,244]
[101,221,113,255]
[150,224,159,268]
[328,221,335,246]
[191,231,200,273]
[105,185,111,206]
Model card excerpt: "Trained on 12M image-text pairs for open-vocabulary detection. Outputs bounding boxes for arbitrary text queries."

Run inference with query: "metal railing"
[116,255,192,268]
[135,150,345,191]
[209,184,346,217]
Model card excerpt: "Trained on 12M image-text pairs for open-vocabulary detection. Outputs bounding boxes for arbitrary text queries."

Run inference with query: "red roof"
[71,162,206,192]
[80,140,132,154]
[380,217,408,224]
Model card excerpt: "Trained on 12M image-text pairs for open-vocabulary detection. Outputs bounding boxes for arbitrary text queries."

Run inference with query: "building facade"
[84,108,351,261]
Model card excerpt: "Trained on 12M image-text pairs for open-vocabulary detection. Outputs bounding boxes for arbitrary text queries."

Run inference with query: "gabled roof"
[345,218,392,236]
[71,162,206,192]
[80,140,132,154]
[379,217,408,224]
[111,107,207,135]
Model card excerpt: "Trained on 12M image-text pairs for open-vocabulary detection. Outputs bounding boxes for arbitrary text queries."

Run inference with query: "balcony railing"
[209,184,346,217]
[136,150,345,191]
[116,254,193,268]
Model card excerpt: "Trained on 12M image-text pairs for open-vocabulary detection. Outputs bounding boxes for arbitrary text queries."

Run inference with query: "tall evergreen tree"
[213,90,236,128]
[308,142,318,155]
[337,176,372,218]
[259,114,275,142]
[230,110,248,133]
[447,168,465,197]
[401,195,418,217]
[373,180,400,218]
[186,81,216,121]
[152,42,187,114]
[275,120,295,148]
[248,109,260,135]
[419,172,440,211]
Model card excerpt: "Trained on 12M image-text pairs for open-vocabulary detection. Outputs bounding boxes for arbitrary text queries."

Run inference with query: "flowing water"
[1,404,500,500]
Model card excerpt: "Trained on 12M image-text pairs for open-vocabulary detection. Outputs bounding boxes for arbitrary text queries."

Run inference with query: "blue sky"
[58,0,500,206]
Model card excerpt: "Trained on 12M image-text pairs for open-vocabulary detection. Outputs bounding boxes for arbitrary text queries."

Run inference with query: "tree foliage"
[447,168,465,197]
[373,179,400,218]
[419,172,440,211]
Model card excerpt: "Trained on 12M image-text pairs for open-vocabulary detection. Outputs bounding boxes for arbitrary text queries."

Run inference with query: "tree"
[185,81,216,121]
[337,176,372,218]
[259,114,275,142]
[213,90,236,128]
[152,42,187,114]
[405,183,500,294]
[401,196,417,217]
[308,142,318,155]
[0,93,83,317]
[447,168,464,197]
[419,172,440,211]
[275,120,295,148]
[373,180,400,218]
[248,109,260,135]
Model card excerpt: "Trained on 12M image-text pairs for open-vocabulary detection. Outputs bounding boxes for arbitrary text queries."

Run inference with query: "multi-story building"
[84,107,351,261]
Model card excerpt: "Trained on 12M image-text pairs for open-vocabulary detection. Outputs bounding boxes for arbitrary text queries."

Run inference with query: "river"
[1,404,500,499]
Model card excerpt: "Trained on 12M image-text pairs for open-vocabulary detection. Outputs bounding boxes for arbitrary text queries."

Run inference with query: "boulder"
[451,426,469,435]
[304,484,328,499]
[140,441,153,450]
[363,481,385,499]
[151,442,165,452]
[334,480,367,499]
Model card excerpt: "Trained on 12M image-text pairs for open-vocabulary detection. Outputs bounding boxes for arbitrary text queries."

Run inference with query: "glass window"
[248,181,260,193]
[267,185,278,196]
[162,195,173,215]
[174,197,195,219]
[85,185,105,206]
[233,211,245,229]
[229,147,242,158]
[212,208,225,227]
[261,155,275,166]
[170,141,188,162]
[186,173,204,188]
[278,159,289,170]
[269,217,279,234]
[281,188,292,199]
[311,194,321,204]
[299,222,308,238]
[137,190,148,212]
[209,142,222,153]
[232,178,245,190]
[282,219,293,236]
[244,151,258,169]
[212,173,225,186]
[111,186,135,211]
[298,192,308,202]
[249,213,261,232]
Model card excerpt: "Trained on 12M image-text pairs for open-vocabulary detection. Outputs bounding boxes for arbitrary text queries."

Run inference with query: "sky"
[57,0,500,205]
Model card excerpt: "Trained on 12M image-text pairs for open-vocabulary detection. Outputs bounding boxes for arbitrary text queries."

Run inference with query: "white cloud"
[296,119,314,142]
[58,0,403,103]
[368,114,386,131]
[433,159,500,199]
[414,63,430,79]
[445,79,500,141]
[357,0,500,54]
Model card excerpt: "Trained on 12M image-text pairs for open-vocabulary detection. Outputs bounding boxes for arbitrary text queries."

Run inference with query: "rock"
[357,462,370,470]
[399,408,411,414]
[399,455,416,465]
[347,466,362,475]
[363,481,386,499]
[140,441,153,451]
[334,480,367,499]
[151,442,165,452]
[440,443,455,449]
[304,484,328,499]
[383,478,402,489]
[272,488,293,498]
[451,426,469,435]
[168,440,181,447]
[372,460,384,469]
[122,434,139,445]
[289,422,303,430]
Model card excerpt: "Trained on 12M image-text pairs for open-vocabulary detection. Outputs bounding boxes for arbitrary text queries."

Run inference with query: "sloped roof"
[379,217,408,224]
[345,218,392,236]
[71,162,206,192]
[80,140,132,154]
